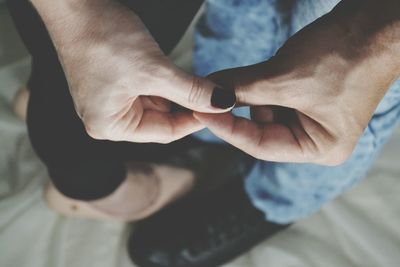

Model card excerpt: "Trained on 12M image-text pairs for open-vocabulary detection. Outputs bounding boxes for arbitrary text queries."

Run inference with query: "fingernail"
[211,87,236,109]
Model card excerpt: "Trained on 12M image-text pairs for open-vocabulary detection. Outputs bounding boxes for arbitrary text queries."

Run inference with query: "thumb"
[207,61,289,107]
[150,67,237,113]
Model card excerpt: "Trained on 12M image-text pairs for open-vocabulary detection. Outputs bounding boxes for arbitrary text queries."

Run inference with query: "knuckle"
[76,109,103,139]
[333,146,353,165]
[320,144,353,166]
[234,82,247,103]
[253,151,269,162]
[84,121,107,140]
[188,76,205,105]
[85,127,102,140]
[157,137,171,144]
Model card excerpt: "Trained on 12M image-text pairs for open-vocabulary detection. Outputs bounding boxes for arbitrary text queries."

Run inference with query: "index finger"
[131,110,205,143]
[193,112,308,162]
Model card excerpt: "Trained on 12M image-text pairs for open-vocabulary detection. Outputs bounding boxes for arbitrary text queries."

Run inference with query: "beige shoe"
[123,163,195,220]
[44,182,119,221]
[13,87,30,121]
[43,163,195,222]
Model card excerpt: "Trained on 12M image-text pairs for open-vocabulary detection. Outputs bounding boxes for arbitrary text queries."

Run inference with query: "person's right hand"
[31,0,236,143]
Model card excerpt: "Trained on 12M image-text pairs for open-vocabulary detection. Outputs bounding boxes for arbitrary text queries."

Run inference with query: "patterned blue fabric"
[192,0,400,224]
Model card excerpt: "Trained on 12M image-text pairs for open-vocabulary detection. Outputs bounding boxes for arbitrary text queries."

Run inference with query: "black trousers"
[7,0,253,201]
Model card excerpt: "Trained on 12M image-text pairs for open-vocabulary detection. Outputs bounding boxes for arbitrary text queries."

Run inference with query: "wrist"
[29,0,100,42]
[330,0,400,74]
[29,0,151,54]
[30,0,93,21]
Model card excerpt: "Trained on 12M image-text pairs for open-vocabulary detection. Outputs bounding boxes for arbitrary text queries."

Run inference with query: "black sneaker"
[128,179,290,267]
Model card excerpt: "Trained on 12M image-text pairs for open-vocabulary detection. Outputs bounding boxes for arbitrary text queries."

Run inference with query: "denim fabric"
[192,0,400,224]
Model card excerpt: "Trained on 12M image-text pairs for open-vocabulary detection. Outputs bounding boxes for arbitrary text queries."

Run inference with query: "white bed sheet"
[0,5,399,267]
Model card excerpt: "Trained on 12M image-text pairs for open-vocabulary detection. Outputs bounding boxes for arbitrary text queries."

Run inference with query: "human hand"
[31,0,236,143]
[194,0,400,165]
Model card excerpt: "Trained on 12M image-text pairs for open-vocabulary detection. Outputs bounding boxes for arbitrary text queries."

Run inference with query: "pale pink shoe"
[44,163,195,222]
[13,87,30,121]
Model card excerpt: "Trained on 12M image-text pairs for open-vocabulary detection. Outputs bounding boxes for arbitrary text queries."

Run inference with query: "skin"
[195,0,400,166]
[14,88,195,221]
[29,0,232,144]
[28,0,220,220]
[27,0,400,219]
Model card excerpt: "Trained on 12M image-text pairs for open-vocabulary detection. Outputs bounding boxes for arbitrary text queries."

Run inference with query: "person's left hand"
[194,0,400,165]
[31,0,236,144]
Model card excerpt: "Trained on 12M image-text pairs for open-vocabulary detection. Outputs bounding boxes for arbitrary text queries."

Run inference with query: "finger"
[142,96,171,112]
[207,61,292,107]
[149,68,236,113]
[250,106,275,123]
[193,112,308,162]
[132,110,205,143]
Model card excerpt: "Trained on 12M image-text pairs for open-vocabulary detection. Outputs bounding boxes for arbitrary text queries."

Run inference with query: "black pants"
[7,0,253,201]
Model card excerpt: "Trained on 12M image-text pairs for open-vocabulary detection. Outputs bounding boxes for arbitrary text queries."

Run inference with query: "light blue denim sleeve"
[192,0,400,224]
